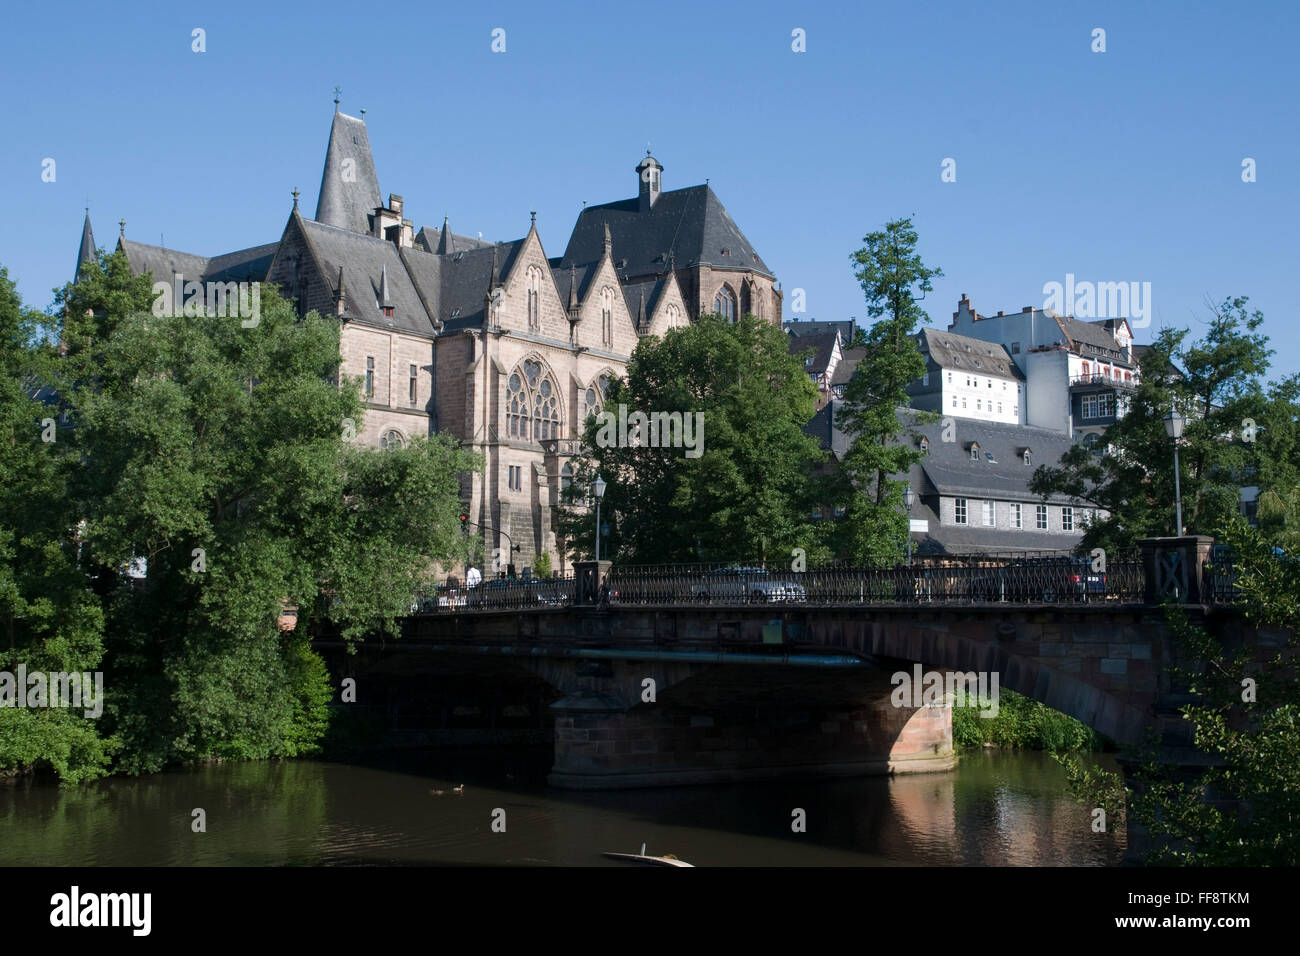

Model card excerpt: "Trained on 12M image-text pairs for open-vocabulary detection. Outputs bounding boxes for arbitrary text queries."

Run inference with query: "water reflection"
[0,750,1123,866]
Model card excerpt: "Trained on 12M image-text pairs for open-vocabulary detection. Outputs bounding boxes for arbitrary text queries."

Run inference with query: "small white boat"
[602,843,694,867]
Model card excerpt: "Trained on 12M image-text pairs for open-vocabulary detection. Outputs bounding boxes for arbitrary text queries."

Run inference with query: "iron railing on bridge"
[410,552,1154,612]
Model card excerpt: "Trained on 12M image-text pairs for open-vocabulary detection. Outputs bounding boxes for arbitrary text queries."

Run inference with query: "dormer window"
[1023,449,1032,466]
[969,442,980,461]
[919,436,930,452]
[382,306,394,318]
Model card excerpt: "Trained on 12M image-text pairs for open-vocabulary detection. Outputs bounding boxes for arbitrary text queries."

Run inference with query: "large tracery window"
[507,358,560,443]
[714,285,736,321]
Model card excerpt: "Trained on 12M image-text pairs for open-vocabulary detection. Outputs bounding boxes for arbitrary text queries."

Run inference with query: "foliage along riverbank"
[952,688,1109,753]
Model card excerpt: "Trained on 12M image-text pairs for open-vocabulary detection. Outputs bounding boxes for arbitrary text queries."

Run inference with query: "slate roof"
[75,213,96,283]
[806,402,1079,505]
[805,402,1091,555]
[558,185,772,279]
[315,111,382,235]
[550,261,599,313]
[831,347,866,387]
[416,221,493,256]
[919,328,1023,380]
[1054,314,1133,363]
[788,329,839,375]
[785,319,856,342]
[620,275,668,329]
[205,243,279,283]
[293,216,434,336]
[117,238,278,285]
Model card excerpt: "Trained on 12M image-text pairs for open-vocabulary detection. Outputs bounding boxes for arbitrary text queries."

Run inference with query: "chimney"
[389,194,403,217]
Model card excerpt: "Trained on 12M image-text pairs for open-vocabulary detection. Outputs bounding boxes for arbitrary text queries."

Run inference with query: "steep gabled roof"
[831,347,866,387]
[788,329,839,375]
[558,184,772,279]
[315,111,382,235]
[919,328,1023,380]
[1054,314,1132,362]
[294,217,433,336]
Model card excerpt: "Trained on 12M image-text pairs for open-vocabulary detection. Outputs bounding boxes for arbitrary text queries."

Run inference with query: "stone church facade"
[78,108,781,572]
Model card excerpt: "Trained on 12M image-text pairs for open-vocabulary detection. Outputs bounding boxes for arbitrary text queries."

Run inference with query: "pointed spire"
[379,264,393,310]
[316,108,382,234]
[437,216,451,255]
[488,245,500,289]
[637,289,646,329]
[335,265,346,315]
[567,264,579,315]
[75,211,96,283]
[603,222,612,257]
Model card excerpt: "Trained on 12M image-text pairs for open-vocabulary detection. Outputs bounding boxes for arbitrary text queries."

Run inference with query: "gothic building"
[75,107,781,573]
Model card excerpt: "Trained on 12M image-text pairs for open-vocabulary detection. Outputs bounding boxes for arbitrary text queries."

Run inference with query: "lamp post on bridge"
[903,485,915,567]
[1164,405,1185,536]
[592,474,607,563]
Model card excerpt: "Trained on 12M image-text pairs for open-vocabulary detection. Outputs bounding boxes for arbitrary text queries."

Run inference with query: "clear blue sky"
[3,0,1296,376]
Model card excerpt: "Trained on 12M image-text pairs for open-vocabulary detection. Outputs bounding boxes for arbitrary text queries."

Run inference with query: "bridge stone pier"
[529,659,954,789]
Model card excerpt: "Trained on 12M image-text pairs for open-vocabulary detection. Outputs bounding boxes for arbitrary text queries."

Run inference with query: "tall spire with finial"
[437,216,452,255]
[567,264,579,318]
[335,265,346,316]
[602,222,612,257]
[75,210,96,283]
[379,264,392,311]
[637,289,646,330]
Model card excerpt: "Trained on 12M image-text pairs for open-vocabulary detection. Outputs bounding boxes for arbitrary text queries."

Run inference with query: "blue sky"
[3,0,1296,375]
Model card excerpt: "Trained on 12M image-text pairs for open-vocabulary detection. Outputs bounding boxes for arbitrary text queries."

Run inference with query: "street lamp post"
[903,485,915,567]
[1164,405,1185,535]
[592,474,607,562]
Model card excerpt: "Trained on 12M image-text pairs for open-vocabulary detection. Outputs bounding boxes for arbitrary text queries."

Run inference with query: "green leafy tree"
[52,260,477,773]
[557,314,826,565]
[1059,518,1300,864]
[835,218,942,563]
[1031,297,1282,552]
[0,265,116,782]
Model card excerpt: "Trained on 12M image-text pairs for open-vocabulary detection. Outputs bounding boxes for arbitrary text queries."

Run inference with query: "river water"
[0,749,1124,866]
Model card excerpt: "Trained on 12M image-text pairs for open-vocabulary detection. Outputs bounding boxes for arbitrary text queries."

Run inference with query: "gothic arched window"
[665,304,682,329]
[507,358,561,444]
[714,285,736,321]
[584,372,611,420]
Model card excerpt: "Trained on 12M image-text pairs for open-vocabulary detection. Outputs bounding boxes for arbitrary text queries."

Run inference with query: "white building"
[907,328,1024,425]
[946,295,1139,443]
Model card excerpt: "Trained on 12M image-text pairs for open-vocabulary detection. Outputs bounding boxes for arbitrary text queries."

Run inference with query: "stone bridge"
[318,537,1273,789]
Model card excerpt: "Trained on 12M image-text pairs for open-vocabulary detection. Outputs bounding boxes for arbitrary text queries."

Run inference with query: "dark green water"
[0,749,1125,866]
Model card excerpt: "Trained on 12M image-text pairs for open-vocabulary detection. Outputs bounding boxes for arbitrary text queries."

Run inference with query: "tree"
[556,314,827,565]
[1060,518,1300,865]
[40,254,479,775]
[0,265,116,782]
[835,218,942,563]
[1032,297,1283,553]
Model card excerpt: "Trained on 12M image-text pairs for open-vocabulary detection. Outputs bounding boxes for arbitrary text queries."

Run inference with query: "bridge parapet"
[1137,536,1216,604]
